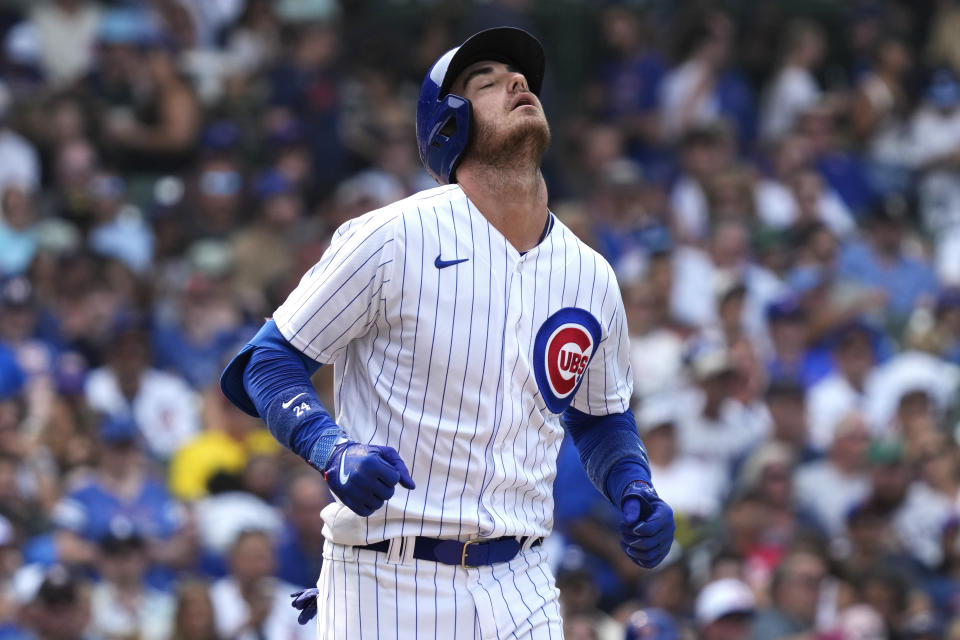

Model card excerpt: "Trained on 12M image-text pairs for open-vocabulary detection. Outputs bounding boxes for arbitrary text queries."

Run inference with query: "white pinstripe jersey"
[273,184,633,546]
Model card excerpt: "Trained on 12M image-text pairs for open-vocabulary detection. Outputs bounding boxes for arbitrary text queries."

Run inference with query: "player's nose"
[507,70,529,94]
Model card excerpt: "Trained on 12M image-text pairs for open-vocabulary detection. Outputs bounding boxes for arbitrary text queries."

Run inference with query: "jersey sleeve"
[273,211,399,364]
[570,265,633,416]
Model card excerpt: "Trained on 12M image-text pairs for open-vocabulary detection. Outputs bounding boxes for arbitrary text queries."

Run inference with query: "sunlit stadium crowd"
[3,1,960,639]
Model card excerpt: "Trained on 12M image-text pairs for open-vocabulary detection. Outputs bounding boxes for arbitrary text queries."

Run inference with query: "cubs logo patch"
[533,308,602,413]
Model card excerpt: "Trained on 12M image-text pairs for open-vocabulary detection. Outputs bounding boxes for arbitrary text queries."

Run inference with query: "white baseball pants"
[314,538,564,639]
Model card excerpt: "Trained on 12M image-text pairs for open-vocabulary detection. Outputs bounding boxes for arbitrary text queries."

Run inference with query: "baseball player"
[220,26,674,639]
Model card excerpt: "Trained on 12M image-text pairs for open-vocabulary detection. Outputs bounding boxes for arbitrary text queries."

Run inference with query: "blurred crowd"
[2,0,960,639]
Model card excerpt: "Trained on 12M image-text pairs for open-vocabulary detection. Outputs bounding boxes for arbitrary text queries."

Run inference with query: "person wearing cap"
[88,519,175,640]
[857,438,955,570]
[229,168,310,305]
[19,565,96,640]
[837,198,939,326]
[763,295,817,386]
[762,378,818,463]
[806,319,880,452]
[85,170,154,275]
[636,393,728,526]
[220,26,674,637]
[84,325,200,461]
[674,344,761,477]
[694,577,755,640]
[907,68,960,274]
[50,415,197,590]
[794,411,871,540]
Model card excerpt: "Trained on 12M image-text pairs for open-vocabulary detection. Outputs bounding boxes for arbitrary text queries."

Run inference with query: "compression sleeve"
[561,406,651,506]
[221,320,343,470]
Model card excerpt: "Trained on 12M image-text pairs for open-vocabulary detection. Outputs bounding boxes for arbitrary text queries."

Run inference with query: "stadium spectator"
[87,520,175,640]
[0,81,39,194]
[751,548,827,639]
[27,0,100,89]
[4,4,960,638]
[273,472,329,589]
[170,579,220,640]
[83,325,199,461]
[759,19,827,143]
[208,529,313,640]
[694,577,755,640]
[50,415,196,589]
[794,411,871,539]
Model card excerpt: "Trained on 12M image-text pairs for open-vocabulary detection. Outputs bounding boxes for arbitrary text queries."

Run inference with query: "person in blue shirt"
[593,5,667,170]
[837,201,940,328]
[764,296,821,388]
[50,416,196,590]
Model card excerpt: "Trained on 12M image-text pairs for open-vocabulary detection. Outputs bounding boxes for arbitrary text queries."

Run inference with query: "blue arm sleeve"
[561,407,651,507]
[219,320,343,470]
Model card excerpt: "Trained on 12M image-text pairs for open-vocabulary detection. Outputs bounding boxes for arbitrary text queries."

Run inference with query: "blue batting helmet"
[624,608,680,640]
[416,26,545,185]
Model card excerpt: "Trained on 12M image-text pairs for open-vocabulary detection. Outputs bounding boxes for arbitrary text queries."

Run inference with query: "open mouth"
[511,94,535,111]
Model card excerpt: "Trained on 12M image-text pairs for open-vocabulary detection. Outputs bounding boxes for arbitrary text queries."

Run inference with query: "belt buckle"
[461,538,483,568]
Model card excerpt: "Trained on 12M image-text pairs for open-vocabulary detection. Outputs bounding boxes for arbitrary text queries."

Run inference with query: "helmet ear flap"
[422,94,472,184]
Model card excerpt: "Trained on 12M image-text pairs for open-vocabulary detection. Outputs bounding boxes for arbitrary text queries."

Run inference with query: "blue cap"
[638,224,673,255]
[766,295,805,321]
[201,121,242,151]
[99,415,139,445]
[266,119,305,147]
[927,69,960,108]
[255,170,294,199]
[827,317,882,351]
[624,608,679,640]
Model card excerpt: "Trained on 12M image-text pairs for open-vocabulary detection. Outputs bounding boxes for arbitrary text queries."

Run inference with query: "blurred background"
[2,0,960,639]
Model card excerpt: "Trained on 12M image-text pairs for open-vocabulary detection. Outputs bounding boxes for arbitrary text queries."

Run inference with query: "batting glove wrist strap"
[307,428,346,472]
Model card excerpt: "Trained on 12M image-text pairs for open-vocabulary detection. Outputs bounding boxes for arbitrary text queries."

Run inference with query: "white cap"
[695,578,755,627]
[635,393,677,433]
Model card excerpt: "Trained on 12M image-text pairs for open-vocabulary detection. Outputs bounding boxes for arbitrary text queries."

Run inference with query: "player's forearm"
[561,407,652,505]
[231,320,344,470]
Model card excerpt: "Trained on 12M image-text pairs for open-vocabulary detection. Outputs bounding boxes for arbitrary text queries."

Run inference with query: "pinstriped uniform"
[272,184,633,638]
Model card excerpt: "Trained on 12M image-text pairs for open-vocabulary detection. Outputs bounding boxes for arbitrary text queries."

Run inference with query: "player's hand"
[290,588,319,625]
[323,442,416,516]
[619,480,675,569]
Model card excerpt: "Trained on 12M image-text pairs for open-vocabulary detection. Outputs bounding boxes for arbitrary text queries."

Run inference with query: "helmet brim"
[439,27,545,98]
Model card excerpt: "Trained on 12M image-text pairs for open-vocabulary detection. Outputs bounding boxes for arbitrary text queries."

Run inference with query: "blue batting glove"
[322,442,416,517]
[619,481,675,569]
[290,588,319,625]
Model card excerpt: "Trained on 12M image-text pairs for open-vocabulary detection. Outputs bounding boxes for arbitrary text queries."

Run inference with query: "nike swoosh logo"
[282,392,306,409]
[434,254,469,269]
[338,453,350,484]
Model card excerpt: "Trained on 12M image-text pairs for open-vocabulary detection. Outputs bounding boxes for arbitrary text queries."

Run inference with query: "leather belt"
[356,535,543,568]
